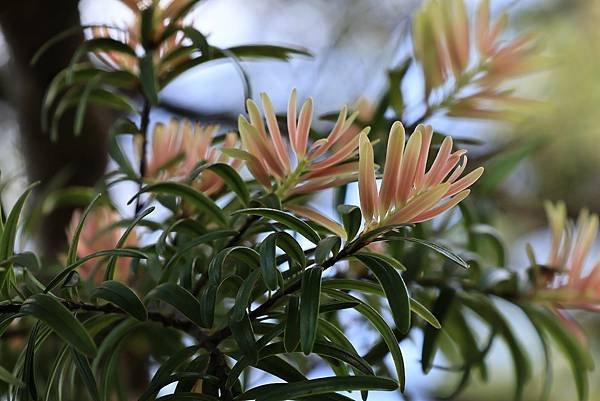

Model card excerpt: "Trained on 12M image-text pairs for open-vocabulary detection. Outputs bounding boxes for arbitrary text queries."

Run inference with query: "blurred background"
[0,0,599,399]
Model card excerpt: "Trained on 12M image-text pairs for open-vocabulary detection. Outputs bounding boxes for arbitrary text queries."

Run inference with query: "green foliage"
[1,1,594,400]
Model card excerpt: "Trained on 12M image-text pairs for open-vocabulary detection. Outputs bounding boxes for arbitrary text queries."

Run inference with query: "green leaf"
[233,208,320,244]
[21,323,40,400]
[337,205,362,241]
[421,287,455,373]
[387,59,411,115]
[139,52,159,104]
[162,229,237,275]
[525,306,592,401]
[315,237,341,265]
[105,207,154,280]
[354,251,406,271]
[461,294,531,401]
[156,394,220,401]
[145,283,203,327]
[73,73,104,135]
[353,253,411,334]
[44,248,147,292]
[470,224,507,266]
[129,182,228,226]
[0,365,22,387]
[232,270,260,322]
[480,138,544,193]
[218,44,310,60]
[0,183,37,294]
[92,280,147,321]
[284,296,300,352]
[394,236,469,268]
[139,346,199,401]
[236,376,397,401]
[259,234,279,291]
[199,285,217,328]
[21,294,97,356]
[312,341,373,375]
[274,231,306,269]
[324,289,405,391]
[208,246,260,286]
[321,278,439,328]
[71,348,101,401]
[0,252,41,271]
[410,298,441,329]
[230,311,258,365]
[69,38,136,77]
[300,267,323,355]
[204,163,250,206]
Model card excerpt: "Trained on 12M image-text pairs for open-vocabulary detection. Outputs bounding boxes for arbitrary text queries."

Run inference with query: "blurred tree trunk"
[0,0,110,258]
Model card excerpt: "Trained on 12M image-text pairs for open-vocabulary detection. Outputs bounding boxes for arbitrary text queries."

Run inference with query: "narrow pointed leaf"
[205,163,250,206]
[237,376,397,401]
[284,296,301,352]
[233,208,320,244]
[129,182,228,226]
[92,280,147,321]
[300,267,323,355]
[230,311,258,365]
[145,283,203,327]
[422,287,455,373]
[21,294,97,356]
[71,348,101,401]
[259,234,279,291]
[353,253,411,334]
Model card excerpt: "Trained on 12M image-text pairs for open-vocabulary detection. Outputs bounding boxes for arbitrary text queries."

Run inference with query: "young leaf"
[353,253,411,334]
[259,234,279,291]
[21,294,97,356]
[233,208,321,244]
[92,280,147,321]
[145,283,203,327]
[300,267,323,355]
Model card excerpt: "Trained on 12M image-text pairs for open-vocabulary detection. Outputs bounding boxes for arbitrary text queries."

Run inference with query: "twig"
[135,99,152,213]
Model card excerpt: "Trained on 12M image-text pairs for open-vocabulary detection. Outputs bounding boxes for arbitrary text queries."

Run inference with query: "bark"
[0,0,110,257]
